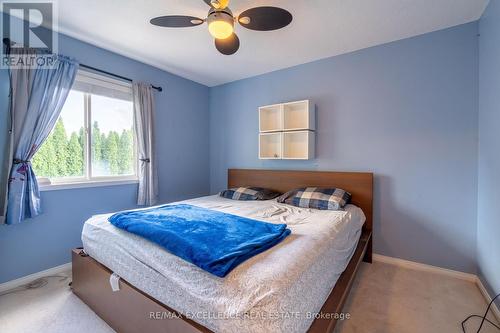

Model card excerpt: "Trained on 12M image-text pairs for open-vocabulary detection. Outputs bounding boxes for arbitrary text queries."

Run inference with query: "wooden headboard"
[228,169,373,233]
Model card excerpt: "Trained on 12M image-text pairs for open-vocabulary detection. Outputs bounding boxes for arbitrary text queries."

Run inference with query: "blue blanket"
[108,204,291,277]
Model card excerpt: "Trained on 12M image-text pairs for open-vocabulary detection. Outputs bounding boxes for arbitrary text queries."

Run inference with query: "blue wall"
[478,0,500,300]
[210,23,479,273]
[1,14,492,284]
[0,15,210,283]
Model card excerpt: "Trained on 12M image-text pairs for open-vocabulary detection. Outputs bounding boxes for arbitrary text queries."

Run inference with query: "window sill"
[39,179,139,191]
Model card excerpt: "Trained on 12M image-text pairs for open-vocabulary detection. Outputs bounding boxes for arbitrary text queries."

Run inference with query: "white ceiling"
[49,0,489,86]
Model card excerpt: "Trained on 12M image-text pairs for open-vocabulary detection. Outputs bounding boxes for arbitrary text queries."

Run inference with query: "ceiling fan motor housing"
[207,8,234,27]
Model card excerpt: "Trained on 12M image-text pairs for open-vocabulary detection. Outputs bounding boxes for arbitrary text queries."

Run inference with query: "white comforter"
[82,195,365,333]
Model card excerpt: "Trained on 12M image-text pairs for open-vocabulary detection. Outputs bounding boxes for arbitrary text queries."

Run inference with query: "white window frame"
[38,70,138,191]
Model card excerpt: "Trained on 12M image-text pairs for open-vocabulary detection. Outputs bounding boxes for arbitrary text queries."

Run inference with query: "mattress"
[82,195,365,333]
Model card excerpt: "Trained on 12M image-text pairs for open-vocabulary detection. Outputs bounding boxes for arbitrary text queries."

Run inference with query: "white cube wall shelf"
[259,104,283,132]
[258,100,315,160]
[282,130,315,160]
[259,132,282,159]
[283,100,315,131]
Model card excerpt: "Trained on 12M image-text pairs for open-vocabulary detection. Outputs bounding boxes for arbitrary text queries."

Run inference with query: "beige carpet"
[0,262,498,333]
[0,272,114,333]
[335,262,499,333]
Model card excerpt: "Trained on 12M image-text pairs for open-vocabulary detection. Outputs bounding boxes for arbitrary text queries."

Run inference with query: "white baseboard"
[372,254,477,282]
[476,277,500,321]
[0,262,72,294]
[373,254,499,321]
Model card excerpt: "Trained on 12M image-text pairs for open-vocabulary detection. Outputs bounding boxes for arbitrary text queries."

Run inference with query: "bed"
[71,169,373,333]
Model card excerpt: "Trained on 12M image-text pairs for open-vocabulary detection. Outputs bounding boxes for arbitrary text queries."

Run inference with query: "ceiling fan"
[150,0,293,55]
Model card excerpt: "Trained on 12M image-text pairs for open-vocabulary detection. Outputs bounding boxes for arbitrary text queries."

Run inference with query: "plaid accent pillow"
[277,187,351,210]
[219,187,282,201]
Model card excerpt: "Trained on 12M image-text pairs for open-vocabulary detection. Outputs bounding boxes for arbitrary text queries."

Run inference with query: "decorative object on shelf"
[258,100,315,160]
[150,0,293,55]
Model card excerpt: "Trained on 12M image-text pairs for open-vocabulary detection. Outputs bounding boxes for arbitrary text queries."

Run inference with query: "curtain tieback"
[13,159,31,164]
[140,158,151,163]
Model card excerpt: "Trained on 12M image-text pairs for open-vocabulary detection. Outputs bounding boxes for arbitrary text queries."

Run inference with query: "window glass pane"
[32,90,85,178]
[91,94,135,177]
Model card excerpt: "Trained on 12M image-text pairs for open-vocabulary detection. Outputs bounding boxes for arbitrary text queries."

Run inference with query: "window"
[32,70,137,187]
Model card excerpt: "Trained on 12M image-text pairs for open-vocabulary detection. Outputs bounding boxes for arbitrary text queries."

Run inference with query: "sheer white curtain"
[5,53,78,224]
[133,82,158,206]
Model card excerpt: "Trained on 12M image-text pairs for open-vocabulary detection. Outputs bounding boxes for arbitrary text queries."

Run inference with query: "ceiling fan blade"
[203,0,229,9]
[238,7,292,31]
[215,33,240,55]
[150,15,204,28]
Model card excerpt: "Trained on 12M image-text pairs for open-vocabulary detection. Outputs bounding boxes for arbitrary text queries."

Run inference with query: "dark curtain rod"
[2,38,162,92]
[79,63,162,92]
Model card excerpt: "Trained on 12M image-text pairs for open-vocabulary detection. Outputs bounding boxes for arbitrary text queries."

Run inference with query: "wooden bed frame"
[71,169,373,333]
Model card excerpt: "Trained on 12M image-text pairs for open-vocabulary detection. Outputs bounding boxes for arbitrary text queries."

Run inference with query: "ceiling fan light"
[209,20,233,39]
[207,11,234,39]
